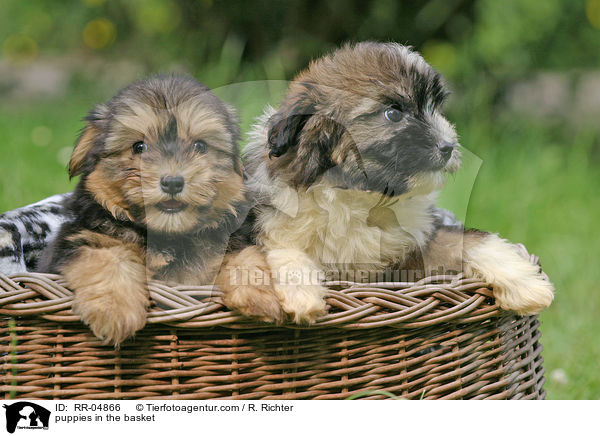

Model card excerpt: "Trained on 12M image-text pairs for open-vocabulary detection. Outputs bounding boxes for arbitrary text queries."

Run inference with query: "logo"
[3,402,50,434]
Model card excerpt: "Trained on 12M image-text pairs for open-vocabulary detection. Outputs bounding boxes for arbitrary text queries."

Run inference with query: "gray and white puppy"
[0,194,72,274]
[220,42,554,324]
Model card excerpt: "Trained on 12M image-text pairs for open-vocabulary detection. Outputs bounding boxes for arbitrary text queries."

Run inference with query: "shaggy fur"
[38,75,248,345]
[0,194,71,274]
[220,42,554,323]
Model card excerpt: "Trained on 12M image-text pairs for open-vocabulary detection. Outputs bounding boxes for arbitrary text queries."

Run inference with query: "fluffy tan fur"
[251,183,439,322]
[69,126,99,178]
[62,236,149,346]
[81,101,245,234]
[85,167,135,222]
[217,246,285,323]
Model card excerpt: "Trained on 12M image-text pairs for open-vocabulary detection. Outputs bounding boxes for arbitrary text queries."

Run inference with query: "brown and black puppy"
[221,42,554,323]
[39,75,247,345]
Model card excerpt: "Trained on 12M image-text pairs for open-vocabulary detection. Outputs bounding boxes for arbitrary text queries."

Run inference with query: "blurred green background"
[0,0,598,399]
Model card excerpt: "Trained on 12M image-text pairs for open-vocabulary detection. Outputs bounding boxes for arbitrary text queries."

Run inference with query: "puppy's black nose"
[438,141,455,158]
[160,176,185,195]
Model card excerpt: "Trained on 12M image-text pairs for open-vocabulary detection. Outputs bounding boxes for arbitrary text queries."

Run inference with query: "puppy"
[220,42,554,323]
[38,75,247,345]
[0,193,70,274]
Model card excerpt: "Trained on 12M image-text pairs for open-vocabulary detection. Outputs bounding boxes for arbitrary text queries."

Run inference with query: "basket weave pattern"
[0,267,546,399]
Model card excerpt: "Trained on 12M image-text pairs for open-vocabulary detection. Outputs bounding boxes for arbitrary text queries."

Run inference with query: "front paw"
[264,248,328,324]
[491,268,554,315]
[61,243,150,345]
[221,283,286,324]
[277,283,328,324]
[218,246,286,323]
[73,291,149,345]
[464,235,554,315]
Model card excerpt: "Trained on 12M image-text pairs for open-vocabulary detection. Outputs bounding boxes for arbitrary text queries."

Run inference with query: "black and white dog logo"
[3,402,50,433]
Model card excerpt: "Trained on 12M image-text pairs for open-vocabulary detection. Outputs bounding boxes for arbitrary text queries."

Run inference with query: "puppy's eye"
[193,140,208,154]
[132,141,148,154]
[384,106,403,122]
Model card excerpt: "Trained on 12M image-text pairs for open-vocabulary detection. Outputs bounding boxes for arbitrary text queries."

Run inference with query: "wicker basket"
[0,251,547,400]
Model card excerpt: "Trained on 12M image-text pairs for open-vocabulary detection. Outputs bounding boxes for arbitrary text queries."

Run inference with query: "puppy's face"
[69,76,245,233]
[266,42,461,196]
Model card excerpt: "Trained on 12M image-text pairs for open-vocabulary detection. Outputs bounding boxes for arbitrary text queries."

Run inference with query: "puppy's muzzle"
[160,176,185,195]
[437,141,455,160]
[437,141,456,161]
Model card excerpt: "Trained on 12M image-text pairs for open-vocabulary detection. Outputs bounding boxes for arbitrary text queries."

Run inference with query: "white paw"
[265,248,329,324]
[464,235,554,315]
[491,268,554,315]
[276,283,328,324]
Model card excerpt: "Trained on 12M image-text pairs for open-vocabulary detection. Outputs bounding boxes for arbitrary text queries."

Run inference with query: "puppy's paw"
[277,283,328,324]
[218,246,286,323]
[491,268,554,315]
[464,234,554,315]
[63,244,150,346]
[73,291,148,345]
[222,284,285,323]
[265,248,328,324]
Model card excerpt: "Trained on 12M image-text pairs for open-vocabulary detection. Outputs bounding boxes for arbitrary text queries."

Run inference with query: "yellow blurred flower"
[82,18,116,49]
[587,0,600,29]
[2,34,38,65]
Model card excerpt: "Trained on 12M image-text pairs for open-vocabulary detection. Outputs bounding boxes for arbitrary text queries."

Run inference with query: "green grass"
[0,96,90,210]
[1,84,598,400]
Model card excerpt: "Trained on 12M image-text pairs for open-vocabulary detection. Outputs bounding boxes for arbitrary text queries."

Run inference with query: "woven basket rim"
[0,245,541,330]
[0,271,502,330]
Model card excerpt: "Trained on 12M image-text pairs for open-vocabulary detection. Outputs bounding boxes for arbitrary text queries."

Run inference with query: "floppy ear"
[267,89,315,159]
[222,103,244,177]
[266,86,352,187]
[289,115,347,187]
[268,112,312,159]
[69,105,108,178]
[222,103,241,143]
[69,125,98,178]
